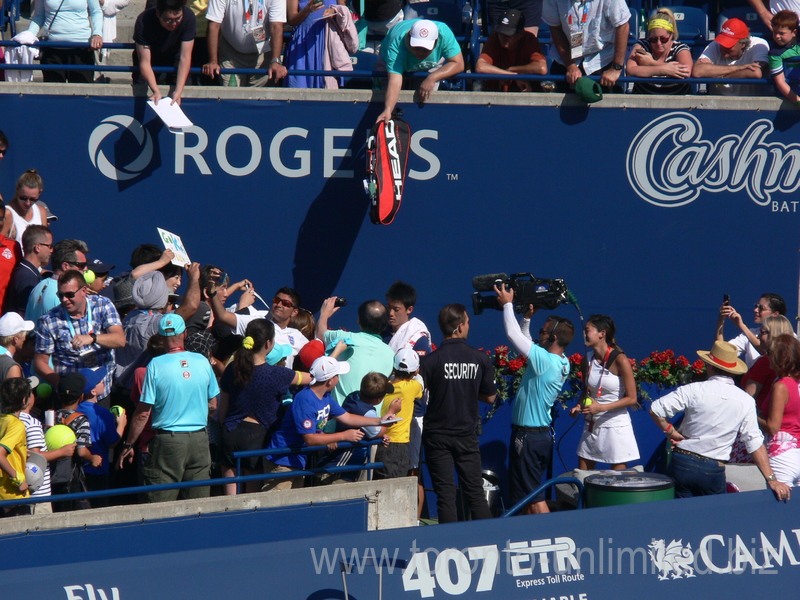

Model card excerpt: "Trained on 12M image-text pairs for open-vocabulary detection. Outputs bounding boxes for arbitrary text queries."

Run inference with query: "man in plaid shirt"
[34,270,125,405]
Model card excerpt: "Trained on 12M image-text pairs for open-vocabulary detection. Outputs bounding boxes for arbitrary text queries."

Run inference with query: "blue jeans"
[667,450,726,498]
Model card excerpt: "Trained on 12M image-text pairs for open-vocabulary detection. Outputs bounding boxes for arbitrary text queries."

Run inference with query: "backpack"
[365,114,411,225]
[49,411,87,487]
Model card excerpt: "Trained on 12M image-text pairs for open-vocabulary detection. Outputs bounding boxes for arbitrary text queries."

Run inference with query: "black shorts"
[487,0,543,29]
[509,427,552,505]
[221,421,269,471]
[374,442,409,479]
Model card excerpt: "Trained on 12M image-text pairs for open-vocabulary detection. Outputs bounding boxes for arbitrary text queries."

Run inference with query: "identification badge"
[570,31,584,59]
[251,25,266,43]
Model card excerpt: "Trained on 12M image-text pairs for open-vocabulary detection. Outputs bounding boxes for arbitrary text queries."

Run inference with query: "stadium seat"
[344,51,380,90]
[718,7,771,39]
[404,1,467,37]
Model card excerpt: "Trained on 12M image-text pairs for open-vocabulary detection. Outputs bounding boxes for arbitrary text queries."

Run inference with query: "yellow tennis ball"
[582,398,593,407]
[45,424,77,451]
[84,270,96,285]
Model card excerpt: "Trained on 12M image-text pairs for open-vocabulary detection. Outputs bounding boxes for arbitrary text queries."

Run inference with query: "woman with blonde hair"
[2,170,48,245]
[626,8,693,94]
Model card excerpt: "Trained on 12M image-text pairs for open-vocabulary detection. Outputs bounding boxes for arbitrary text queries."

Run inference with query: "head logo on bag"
[365,116,412,225]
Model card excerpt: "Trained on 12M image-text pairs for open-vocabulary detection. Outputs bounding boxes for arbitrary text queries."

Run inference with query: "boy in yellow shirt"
[376,348,423,479]
[0,377,32,516]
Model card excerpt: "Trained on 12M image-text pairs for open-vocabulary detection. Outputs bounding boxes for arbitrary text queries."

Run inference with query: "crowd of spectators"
[5,0,800,102]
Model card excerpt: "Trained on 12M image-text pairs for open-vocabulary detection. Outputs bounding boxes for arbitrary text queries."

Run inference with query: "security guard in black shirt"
[420,303,497,523]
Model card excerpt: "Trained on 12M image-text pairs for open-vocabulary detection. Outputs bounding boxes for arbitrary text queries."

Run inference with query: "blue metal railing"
[0,438,385,511]
[500,476,584,517]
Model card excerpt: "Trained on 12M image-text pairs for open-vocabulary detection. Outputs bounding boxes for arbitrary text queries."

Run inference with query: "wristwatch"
[611,62,624,71]
[270,58,283,65]
[90,332,98,344]
[122,441,133,451]
[766,473,777,482]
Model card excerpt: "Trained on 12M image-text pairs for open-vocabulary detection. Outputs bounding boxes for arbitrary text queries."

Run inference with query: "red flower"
[569,353,584,365]
[677,356,689,367]
[692,359,705,374]
[508,358,525,372]
[661,369,670,377]
[496,357,508,367]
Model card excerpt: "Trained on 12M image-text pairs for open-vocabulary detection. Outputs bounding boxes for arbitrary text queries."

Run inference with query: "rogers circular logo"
[88,115,153,181]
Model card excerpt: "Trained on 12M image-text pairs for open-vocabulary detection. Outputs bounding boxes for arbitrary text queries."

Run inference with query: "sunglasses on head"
[57,290,81,300]
[273,296,295,308]
[648,35,671,44]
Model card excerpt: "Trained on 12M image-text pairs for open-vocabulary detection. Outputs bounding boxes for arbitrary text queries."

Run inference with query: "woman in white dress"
[571,315,640,470]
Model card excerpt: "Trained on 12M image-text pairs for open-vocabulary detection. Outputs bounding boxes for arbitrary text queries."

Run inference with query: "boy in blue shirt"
[263,357,386,491]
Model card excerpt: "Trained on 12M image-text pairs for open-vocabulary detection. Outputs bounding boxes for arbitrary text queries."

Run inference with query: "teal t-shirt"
[141,350,220,431]
[512,344,570,428]
[323,330,395,405]
[380,19,461,75]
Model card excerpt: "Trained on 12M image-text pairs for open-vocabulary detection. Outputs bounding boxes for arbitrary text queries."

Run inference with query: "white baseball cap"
[0,312,35,337]
[394,348,420,372]
[310,355,351,384]
[409,20,439,51]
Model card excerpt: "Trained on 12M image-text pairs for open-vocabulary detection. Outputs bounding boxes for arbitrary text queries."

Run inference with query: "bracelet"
[10,471,25,488]
[664,423,673,436]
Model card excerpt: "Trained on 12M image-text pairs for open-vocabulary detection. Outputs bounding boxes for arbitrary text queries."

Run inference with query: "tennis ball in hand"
[582,398,593,407]
[84,270,96,285]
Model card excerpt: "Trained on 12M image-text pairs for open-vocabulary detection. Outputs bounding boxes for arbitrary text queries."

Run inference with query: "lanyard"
[245,0,265,24]
[65,298,93,339]
[591,346,612,399]
[568,1,589,26]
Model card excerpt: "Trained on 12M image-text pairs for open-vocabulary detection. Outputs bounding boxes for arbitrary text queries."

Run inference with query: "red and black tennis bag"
[365,115,411,225]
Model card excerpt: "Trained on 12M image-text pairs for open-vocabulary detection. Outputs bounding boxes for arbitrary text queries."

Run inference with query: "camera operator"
[495,283,574,515]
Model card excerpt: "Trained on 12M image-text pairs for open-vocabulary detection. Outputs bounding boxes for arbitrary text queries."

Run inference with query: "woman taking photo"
[626,8,693,95]
[218,318,310,494]
[571,315,640,470]
[761,334,800,486]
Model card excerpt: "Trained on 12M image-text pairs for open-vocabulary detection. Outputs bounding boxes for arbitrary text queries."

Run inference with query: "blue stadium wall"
[1,90,794,363]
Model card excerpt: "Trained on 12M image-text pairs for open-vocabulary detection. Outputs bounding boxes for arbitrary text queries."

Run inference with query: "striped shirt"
[18,412,51,497]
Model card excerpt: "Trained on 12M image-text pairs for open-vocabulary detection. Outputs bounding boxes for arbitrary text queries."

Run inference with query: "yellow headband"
[648,18,675,32]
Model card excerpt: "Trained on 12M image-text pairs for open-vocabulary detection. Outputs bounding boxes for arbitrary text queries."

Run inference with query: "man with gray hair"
[4,224,52,315]
[26,239,89,324]
[113,263,201,396]
[692,18,769,96]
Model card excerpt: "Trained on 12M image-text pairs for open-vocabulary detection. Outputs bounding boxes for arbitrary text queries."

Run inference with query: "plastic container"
[584,470,674,508]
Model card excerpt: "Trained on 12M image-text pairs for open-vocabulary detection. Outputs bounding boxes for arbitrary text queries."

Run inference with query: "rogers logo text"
[88,117,440,182]
[89,116,154,181]
[627,112,800,208]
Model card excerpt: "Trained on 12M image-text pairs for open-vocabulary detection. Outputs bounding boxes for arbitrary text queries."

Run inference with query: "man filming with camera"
[495,283,574,515]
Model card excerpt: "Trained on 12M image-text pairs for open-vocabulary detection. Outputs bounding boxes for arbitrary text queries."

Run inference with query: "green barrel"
[584,471,674,508]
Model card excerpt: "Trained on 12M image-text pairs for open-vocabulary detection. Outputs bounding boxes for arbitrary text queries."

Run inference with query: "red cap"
[297,339,325,372]
[716,18,748,49]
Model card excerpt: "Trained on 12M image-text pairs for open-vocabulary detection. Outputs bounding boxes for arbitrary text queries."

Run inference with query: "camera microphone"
[472,273,510,292]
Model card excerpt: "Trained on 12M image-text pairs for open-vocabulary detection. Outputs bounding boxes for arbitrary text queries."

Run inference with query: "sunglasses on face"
[273,297,295,308]
[17,195,39,203]
[67,261,88,269]
[648,35,671,44]
[755,303,770,312]
[57,290,81,300]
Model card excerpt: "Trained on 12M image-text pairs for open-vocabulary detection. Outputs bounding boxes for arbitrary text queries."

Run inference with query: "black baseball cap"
[496,9,524,36]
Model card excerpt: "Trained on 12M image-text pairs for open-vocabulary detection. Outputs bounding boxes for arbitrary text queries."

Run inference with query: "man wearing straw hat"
[650,340,791,501]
